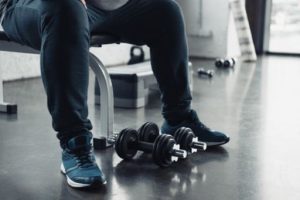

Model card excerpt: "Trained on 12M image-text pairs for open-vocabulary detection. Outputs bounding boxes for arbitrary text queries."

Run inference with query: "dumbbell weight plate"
[174,127,195,153]
[224,60,233,68]
[153,134,176,167]
[115,129,139,160]
[215,59,224,68]
[138,122,160,143]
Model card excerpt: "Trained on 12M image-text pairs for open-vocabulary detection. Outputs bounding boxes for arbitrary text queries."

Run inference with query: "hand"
[81,0,87,8]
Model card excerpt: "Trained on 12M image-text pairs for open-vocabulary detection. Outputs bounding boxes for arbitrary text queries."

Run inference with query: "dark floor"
[1,55,300,200]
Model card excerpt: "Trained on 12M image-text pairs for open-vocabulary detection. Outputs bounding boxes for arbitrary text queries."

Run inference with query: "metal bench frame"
[0,31,119,149]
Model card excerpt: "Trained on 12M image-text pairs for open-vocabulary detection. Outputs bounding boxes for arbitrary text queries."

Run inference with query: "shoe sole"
[205,137,230,147]
[60,164,107,188]
[162,131,230,147]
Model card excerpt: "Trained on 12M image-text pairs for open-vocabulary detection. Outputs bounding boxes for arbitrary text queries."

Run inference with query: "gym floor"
[0,55,300,200]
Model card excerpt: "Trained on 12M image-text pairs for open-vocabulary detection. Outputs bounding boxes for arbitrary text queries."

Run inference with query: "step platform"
[95,61,193,108]
[0,74,18,114]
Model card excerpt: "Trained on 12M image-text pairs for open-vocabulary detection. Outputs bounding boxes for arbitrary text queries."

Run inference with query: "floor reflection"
[1,56,300,199]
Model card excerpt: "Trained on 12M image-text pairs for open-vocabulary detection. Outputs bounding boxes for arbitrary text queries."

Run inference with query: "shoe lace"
[190,112,210,131]
[197,121,210,131]
[75,151,95,168]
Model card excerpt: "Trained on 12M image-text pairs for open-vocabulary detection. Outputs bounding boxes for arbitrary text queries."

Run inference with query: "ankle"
[61,134,93,153]
[57,130,93,149]
[165,110,194,126]
[167,119,184,126]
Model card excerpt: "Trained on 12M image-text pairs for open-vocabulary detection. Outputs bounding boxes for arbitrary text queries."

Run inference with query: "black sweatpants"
[1,0,192,140]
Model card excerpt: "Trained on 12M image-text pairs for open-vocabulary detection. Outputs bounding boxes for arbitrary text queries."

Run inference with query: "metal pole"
[89,52,114,148]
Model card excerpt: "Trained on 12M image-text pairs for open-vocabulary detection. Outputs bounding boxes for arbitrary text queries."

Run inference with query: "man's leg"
[89,0,191,121]
[3,0,92,143]
[2,0,106,187]
[88,0,229,146]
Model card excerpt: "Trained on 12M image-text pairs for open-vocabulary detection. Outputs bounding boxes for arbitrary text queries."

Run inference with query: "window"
[268,0,300,53]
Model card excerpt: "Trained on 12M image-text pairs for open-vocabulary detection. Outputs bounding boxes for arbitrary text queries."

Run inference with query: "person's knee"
[149,0,185,38]
[41,0,87,22]
[41,0,88,33]
[154,0,183,20]
[149,0,185,32]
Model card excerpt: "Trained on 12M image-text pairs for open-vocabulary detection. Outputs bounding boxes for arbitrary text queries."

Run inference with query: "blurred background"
[268,0,300,53]
[1,1,300,200]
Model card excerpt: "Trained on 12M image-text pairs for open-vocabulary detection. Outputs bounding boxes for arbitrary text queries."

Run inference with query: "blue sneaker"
[161,110,230,147]
[60,135,107,188]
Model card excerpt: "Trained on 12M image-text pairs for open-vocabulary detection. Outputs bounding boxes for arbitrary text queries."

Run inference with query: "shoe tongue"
[67,135,92,152]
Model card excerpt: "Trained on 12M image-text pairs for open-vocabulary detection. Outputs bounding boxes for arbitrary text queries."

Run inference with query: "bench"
[0,30,118,149]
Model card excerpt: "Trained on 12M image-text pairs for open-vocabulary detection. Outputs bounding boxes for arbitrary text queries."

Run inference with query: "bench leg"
[0,74,17,114]
[89,52,114,149]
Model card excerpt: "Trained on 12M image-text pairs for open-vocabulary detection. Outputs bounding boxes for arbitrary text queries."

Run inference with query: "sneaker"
[161,110,230,146]
[60,135,107,188]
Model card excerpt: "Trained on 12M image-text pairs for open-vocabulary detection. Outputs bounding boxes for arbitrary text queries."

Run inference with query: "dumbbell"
[215,58,225,68]
[138,122,207,154]
[114,128,187,167]
[173,127,207,153]
[197,68,214,78]
[215,58,236,68]
[223,58,235,68]
[137,122,160,143]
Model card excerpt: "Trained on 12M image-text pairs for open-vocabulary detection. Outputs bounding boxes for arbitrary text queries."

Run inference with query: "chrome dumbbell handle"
[191,137,207,152]
[197,68,214,78]
[171,144,188,162]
